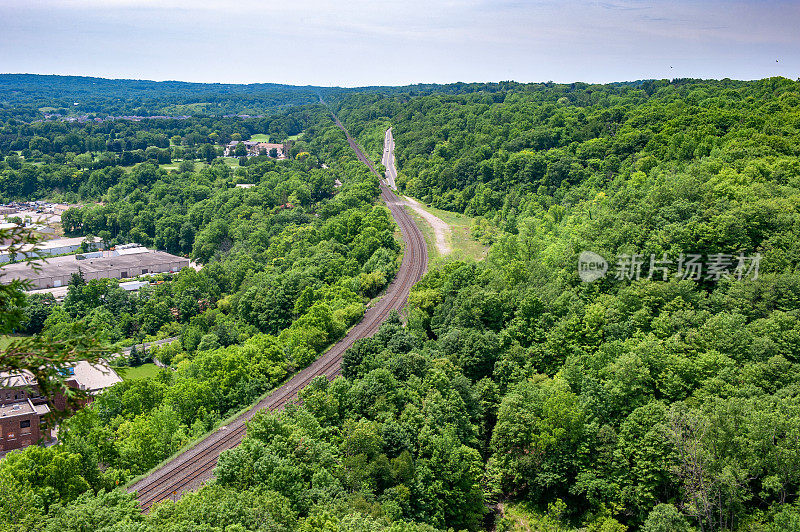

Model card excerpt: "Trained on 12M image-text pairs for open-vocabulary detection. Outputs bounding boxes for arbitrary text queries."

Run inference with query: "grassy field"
[403,198,488,263]
[157,157,240,173]
[118,363,160,381]
[220,157,240,168]
[252,133,303,142]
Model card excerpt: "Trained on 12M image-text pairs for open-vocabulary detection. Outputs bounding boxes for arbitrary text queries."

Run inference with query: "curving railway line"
[128,115,427,511]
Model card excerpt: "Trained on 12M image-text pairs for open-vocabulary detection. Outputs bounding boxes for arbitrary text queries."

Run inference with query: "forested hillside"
[0,100,406,529]
[0,74,325,118]
[2,76,800,531]
[321,77,800,530]
[0,74,503,121]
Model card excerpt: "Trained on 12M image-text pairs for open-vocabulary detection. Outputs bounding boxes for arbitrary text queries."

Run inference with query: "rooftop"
[257,142,285,150]
[1,361,121,396]
[115,245,149,256]
[26,285,69,299]
[0,371,36,389]
[119,280,149,291]
[0,236,100,254]
[0,249,189,283]
[0,399,33,418]
[70,360,123,393]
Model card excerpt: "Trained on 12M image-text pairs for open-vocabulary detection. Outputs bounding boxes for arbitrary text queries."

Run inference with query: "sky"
[0,0,798,87]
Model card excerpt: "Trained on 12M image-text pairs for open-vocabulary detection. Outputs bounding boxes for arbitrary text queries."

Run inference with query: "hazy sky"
[1,0,798,87]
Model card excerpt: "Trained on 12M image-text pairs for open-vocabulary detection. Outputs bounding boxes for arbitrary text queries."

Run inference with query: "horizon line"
[2,72,796,90]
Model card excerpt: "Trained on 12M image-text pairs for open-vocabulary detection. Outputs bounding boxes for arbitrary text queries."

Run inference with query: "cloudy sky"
[1,0,798,86]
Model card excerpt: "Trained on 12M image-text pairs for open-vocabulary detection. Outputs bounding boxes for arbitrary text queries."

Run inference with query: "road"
[117,337,178,358]
[377,126,451,256]
[128,114,428,511]
[382,127,398,190]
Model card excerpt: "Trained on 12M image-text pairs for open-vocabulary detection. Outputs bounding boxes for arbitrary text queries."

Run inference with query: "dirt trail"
[379,127,452,256]
[401,196,452,256]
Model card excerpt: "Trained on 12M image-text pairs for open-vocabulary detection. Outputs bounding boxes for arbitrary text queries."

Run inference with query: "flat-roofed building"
[0,371,50,453]
[0,399,50,452]
[68,360,123,395]
[0,236,102,263]
[0,371,38,402]
[49,360,123,411]
[0,248,190,289]
[0,361,121,452]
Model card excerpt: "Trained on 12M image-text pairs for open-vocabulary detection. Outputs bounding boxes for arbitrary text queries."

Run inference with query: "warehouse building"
[0,248,190,289]
[0,236,102,263]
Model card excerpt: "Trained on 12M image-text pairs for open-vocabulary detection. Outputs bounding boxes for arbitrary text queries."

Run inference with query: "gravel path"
[401,196,452,256]
[380,126,452,256]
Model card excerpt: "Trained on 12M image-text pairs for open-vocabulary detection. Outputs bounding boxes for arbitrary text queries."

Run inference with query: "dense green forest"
[0,74,505,122]
[0,74,325,118]
[0,107,321,202]
[3,76,800,531]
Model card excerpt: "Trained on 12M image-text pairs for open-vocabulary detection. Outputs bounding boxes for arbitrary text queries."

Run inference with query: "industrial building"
[0,236,102,263]
[0,247,190,289]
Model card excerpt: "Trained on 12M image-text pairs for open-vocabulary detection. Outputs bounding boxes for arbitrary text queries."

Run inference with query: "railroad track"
[129,115,427,511]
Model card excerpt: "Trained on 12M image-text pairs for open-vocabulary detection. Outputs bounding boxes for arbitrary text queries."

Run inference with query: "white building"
[0,236,102,263]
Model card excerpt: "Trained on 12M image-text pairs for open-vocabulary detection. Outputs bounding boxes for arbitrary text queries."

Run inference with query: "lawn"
[118,363,160,381]
[157,158,239,172]
[250,133,270,142]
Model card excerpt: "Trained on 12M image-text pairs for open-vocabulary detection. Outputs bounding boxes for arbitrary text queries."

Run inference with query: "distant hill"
[0,74,329,117]
[0,74,551,119]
